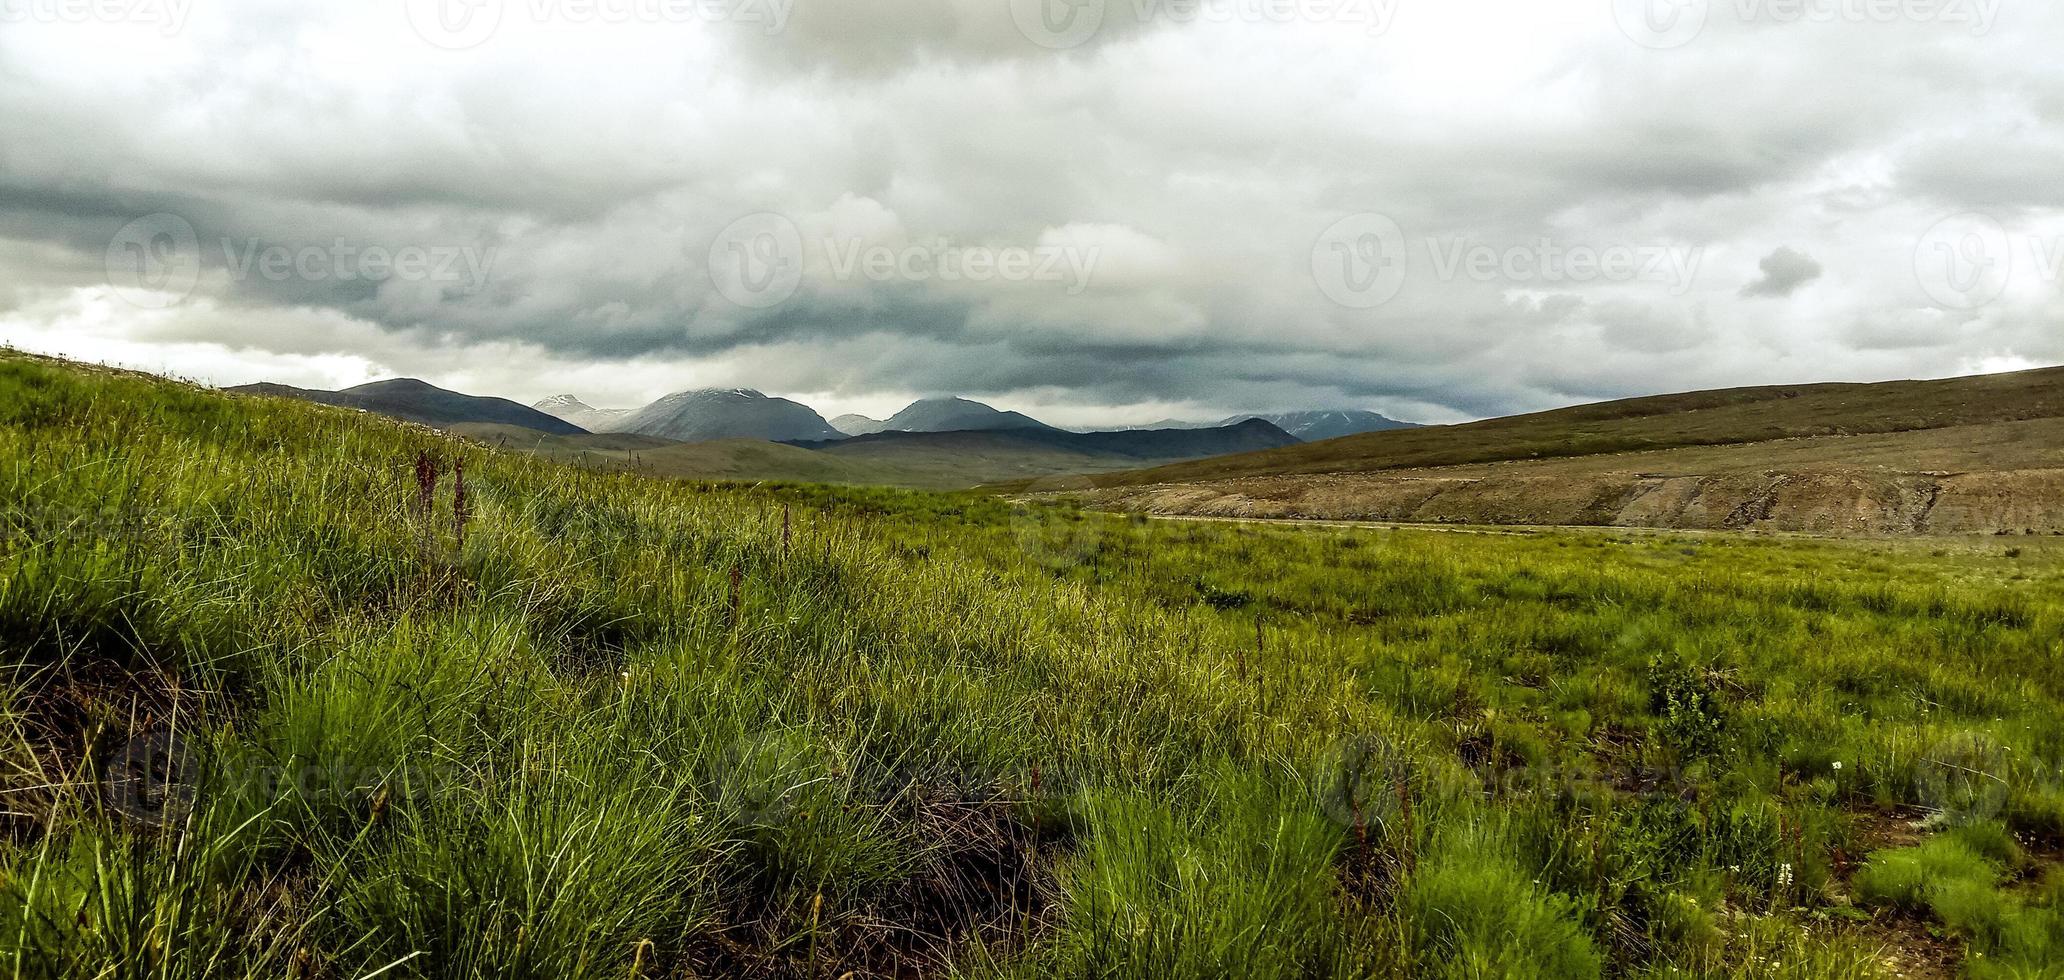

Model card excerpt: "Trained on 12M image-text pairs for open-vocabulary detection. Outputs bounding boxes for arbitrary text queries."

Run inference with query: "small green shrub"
[1407,829,1602,980]
[1853,832,2002,911]
[1856,824,2064,979]
[1647,654,1729,760]
[2009,787,2064,840]
[1046,769,1346,980]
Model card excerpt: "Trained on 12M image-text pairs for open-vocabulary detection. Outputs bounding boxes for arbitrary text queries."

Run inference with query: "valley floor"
[3,352,2063,979]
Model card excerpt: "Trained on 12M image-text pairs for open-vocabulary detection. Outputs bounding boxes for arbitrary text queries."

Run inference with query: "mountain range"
[535,390,1408,445]
[241,376,1422,451]
[233,377,1329,488]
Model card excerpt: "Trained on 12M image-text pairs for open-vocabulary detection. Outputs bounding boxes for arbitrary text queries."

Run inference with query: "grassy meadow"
[2,351,2063,978]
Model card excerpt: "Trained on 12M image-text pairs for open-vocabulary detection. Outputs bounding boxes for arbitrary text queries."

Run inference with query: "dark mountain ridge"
[229,378,586,435]
[876,396,1056,433]
[792,417,1299,458]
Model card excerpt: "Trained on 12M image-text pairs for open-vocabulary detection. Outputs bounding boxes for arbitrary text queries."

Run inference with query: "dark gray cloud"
[1897,135,2064,212]
[1,1,2062,425]
[728,0,1173,76]
[1741,246,1824,297]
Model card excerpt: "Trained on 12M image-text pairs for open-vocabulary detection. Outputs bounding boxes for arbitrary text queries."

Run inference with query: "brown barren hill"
[1055,368,2064,535]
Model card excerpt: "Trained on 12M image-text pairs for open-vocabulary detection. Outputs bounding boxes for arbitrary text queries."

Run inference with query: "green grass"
[1853,824,2064,978]
[447,424,930,487]
[448,422,1258,491]
[1,351,2062,978]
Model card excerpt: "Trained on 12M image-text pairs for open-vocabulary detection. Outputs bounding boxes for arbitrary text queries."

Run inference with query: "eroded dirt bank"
[1071,468,2064,535]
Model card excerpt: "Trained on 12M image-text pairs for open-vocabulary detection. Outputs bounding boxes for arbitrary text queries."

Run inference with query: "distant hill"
[453,418,1299,490]
[795,419,1302,485]
[1135,410,1419,441]
[877,397,1054,433]
[1053,366,2064,535]
[1233,410,1421,441]
[612,388,843,443]
[532,394,630,432]
[830,413,888,436]
[230,379,585,435]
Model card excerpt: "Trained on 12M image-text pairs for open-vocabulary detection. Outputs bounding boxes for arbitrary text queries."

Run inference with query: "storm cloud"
[1,0,2061,425]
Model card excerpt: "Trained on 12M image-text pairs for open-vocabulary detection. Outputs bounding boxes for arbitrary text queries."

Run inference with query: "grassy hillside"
[449,423,918,486]
[1085,367,2064,487]
[807,424,1297,488]
[4,352,2064,979]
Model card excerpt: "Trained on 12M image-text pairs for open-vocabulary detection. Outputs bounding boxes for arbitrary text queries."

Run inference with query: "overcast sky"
[3,0,2061,425]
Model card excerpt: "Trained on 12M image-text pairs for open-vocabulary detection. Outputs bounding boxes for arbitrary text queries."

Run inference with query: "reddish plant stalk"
[452,458,468,553]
